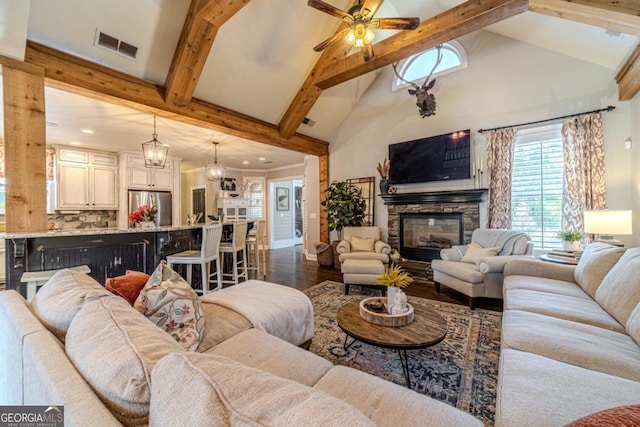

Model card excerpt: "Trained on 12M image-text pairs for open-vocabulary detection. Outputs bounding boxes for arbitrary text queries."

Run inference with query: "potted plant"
[556,230,584,251]
[376,263,414,313]
[321,181,366,241]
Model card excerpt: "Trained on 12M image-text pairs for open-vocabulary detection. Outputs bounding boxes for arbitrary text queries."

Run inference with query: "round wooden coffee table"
[336,299,447,388]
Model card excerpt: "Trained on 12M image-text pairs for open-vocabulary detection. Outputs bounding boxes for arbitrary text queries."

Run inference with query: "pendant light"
[205,141,226,181]
[142,115,169,168]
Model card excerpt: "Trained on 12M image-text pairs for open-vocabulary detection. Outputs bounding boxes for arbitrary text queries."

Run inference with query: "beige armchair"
[337,227,391,295]
[431,228,534,309]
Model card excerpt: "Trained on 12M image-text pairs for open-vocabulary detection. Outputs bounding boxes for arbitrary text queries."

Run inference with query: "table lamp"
[583,210,633,247]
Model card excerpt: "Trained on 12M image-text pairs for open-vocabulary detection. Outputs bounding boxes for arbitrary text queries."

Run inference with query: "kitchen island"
[4,226,204,298]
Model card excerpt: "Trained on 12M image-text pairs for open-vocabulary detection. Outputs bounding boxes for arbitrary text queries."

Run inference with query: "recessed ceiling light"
[69,141,82,146]
[259,157,266,161]
[81,129,95,134]
[242,161,250,165]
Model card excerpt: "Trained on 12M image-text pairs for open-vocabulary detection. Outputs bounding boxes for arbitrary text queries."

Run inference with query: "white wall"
[329,30,637,246]
[632,95,640,247]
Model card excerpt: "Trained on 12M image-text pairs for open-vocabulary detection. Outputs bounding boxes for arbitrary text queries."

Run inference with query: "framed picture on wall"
[276,187,289,211]
[220,178,237,192]
[347,177,375,226]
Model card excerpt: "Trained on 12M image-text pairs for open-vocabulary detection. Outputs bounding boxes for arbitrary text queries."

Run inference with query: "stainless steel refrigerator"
[128,190,173,226]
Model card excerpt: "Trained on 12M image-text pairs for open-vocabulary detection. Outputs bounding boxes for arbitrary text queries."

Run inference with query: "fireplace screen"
[400,213,463,261]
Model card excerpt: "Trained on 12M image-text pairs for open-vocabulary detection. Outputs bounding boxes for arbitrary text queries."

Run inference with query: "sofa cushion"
[350,235,376,252]
[503,275,589,299]
[595,247,640,326]
[565,404,640,427]
[314,366,482,426]
[30,269,112,342]
[461,241,501,264]
[66,296,183,426]
[105,270,150,306]
[574,242,625,298]
[628,304,640,347]
[496,349,640,427]
[149,352,375,427]
[502,310,640,382]
[136,262,205,351]
[431,259,484,284]
[196,302,252,353]
[207,329,333,386]
[505,289,625,333]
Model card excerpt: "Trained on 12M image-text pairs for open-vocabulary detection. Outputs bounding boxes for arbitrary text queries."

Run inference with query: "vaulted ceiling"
[1,0,639,170]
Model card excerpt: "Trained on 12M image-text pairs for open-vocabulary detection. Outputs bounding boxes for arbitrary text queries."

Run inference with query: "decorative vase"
[561,241,581,252]
[137,221,156,230]
[391,289,409,315]
[387,286,399,313]
[379,178,390,194]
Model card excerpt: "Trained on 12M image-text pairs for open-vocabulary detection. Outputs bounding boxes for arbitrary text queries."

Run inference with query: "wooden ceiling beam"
[615,42,640,100]
[315,0,529,90]
[25,41,328,157]
[164,0,251,108]
[278,0,362,139]
[529,0,640,37]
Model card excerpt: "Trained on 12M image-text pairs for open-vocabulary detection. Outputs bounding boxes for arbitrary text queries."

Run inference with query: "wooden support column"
[1,58,47,233]
[319,154,329,243]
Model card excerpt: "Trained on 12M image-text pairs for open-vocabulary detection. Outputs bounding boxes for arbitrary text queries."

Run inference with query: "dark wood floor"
[251,245,502,312]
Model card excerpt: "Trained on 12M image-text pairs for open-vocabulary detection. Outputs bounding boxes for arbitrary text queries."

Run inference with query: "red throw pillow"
[565,405,640,427]
[105,270,150,306]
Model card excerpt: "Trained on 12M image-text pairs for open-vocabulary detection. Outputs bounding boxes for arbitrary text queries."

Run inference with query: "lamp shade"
[584,210,633,235]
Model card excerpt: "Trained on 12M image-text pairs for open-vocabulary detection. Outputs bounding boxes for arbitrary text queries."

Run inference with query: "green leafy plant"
[321,181,366,240]
[375,263,414,288]
[556,230,584,242]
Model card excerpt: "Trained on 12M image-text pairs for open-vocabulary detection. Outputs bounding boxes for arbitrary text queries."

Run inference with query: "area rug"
[305,281,502,426]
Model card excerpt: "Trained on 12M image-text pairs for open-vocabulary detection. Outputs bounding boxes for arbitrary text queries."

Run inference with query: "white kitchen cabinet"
[56,147,118,210]
[216,198,249,221]
[126,154,173,190]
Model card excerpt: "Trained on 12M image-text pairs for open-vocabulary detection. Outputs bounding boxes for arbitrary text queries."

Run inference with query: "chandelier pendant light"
[205,141,226,182]
[142,115,169,168]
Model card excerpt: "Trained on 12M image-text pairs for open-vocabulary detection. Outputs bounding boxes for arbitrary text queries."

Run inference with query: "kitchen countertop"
[2,225,205,239]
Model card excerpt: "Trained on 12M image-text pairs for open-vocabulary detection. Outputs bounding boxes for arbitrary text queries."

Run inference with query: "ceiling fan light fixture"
[142,115,169,168]
[205,142,226,182]
[346,22,374,48]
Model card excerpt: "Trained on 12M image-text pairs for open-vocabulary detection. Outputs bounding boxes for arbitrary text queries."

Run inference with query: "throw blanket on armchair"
[474,230,530,256]
[200,280,314,346]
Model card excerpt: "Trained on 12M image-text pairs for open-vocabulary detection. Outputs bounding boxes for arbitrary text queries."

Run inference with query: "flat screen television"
[388,130,471,184]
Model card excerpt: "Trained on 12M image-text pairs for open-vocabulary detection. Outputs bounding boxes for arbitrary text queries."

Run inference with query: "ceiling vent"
[262,160,274,164]
[302,117,316,127]
[95,30,139,60]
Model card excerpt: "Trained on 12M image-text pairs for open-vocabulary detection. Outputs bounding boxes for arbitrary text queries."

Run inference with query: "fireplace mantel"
[381,189,487,205]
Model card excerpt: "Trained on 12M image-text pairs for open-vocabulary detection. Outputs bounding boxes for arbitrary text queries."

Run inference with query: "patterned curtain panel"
[486,128,518,229]
[0,145,56,181]
[561,113,606,232]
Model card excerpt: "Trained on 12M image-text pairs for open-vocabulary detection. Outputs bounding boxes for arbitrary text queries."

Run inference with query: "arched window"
[392,41,467,91]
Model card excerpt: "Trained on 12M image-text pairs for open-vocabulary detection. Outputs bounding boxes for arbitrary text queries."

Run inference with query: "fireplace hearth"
[383,189,486,263]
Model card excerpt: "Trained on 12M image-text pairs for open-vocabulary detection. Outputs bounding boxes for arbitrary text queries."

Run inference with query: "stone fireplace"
[382,190,486,262]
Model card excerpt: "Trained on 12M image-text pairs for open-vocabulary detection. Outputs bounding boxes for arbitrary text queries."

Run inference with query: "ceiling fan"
[308,0,420,62]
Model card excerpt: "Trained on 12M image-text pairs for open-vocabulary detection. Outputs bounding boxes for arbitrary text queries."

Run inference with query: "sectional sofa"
[0,269,481,426]
[496,243,640,426]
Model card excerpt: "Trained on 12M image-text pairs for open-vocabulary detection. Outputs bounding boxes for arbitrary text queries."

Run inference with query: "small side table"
[539,254,579,265]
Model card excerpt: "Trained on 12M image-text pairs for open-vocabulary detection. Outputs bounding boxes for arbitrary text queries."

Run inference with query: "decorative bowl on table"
[359,297,414,327]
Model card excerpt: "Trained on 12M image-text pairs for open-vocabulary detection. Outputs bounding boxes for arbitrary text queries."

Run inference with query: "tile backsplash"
[47,210,118,230]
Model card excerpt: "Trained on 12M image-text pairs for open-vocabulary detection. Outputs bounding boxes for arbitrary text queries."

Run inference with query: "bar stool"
[166,224,223,294]
[246,219,267,279]
[219,221,248,285]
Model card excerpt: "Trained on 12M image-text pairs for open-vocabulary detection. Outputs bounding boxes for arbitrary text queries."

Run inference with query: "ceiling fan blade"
[361,0,384,18]
[308,0,350,20]
[362,43,374,62]
[313,28,350,52]
[370,17,420,30]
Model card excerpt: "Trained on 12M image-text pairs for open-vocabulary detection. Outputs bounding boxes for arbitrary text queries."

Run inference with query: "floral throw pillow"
[136,261,205,351]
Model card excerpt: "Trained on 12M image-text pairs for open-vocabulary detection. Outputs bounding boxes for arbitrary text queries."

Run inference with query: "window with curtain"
[246,178,264,220]
[510,125,564,250]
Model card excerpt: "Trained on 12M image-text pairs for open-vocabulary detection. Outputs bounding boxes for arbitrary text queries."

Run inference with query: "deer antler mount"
[392,45,444,118]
